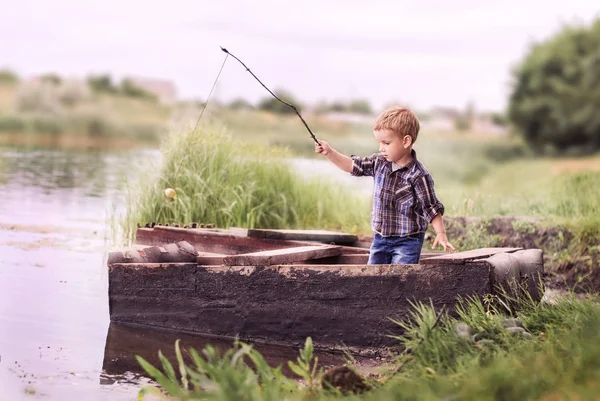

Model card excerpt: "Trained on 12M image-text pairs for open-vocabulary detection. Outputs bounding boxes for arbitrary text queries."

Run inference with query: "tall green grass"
[137,293,600,401]
[440,162,600,222]
[118,124,370,243]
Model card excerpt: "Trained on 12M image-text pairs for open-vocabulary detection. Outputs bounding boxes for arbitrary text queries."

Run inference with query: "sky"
[1,0,599,112]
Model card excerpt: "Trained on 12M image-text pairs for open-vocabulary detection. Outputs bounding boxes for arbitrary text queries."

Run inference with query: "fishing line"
[193,52,229,133]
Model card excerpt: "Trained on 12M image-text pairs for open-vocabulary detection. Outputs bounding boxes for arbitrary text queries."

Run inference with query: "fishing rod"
[219,46,319,144]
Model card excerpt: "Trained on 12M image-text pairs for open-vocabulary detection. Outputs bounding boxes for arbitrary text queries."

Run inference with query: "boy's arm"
[412,174,455,252]
[430,214,455,253]
[315,140,353,173]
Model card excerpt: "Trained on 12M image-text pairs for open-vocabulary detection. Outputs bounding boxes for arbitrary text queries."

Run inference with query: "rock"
[501,318,524,329]
[475,339,496,348]
[505,326,525,335]
[453,323,473,340]
[505,326,533,339]
[322,365,371,395]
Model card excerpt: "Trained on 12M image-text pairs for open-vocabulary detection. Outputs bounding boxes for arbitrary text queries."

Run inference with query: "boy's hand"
[432,233,455,253]
[315,140,332,156]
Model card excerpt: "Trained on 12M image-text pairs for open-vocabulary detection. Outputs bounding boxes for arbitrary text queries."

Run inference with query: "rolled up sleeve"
[413,174,444,222]
[350,154,378,177]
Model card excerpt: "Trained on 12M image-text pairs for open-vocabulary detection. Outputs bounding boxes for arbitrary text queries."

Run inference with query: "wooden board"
[222,245,343,266]
[421,247,522,265]
[196,251,227,265]
[229,228,358,244]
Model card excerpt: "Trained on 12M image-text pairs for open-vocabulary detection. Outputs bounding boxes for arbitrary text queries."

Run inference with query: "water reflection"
[0,146,156,196]
[0,144,156,401]
[101,323,350,386]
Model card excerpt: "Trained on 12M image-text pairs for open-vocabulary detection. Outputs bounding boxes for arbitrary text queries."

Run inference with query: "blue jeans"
[368,232,425,265]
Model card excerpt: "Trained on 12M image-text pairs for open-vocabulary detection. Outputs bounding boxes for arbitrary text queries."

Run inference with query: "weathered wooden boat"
[107,225,544,354]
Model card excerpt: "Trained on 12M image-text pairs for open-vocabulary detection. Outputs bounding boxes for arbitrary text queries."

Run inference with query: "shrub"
[14,81,63,115]
[258,89,302,114]
[508,19,600,154]
[0,115,27,132]
[0,69,19,84]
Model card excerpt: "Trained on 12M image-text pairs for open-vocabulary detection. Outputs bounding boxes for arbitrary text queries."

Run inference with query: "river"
[0,145,369,400]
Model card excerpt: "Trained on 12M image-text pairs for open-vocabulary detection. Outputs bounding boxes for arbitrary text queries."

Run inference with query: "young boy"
[315,106,455,264]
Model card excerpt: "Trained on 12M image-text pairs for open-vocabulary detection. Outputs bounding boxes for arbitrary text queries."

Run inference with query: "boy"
[315,106,455,264]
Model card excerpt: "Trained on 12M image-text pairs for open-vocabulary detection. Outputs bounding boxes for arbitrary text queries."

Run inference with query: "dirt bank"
[442,216,599,292]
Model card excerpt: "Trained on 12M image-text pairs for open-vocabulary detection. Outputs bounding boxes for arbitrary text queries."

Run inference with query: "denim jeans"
[368,232,425,265]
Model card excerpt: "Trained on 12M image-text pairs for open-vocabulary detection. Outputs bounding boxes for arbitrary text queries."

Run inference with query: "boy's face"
[373,129,412,164]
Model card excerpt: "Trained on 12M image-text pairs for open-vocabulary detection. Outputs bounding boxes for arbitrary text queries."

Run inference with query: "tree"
[227,97,254,110]
[508,19,600,154]
[39,73,62,85]
[0,69,19,83]
[347,99,372,115]
[88,74,118,93]
[121,79,157,101]
[258,89,302,114]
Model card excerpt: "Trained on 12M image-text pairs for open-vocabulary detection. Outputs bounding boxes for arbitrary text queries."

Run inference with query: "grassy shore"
[136,292,600,400]
[91,91,600,401]
[117,109,600,240]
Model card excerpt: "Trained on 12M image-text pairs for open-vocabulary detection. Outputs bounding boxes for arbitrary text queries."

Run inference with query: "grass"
[116,122,370,244]
[113,109,600,256]
[136,292,600,401]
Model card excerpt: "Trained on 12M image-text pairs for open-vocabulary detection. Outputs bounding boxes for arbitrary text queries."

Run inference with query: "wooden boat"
[107,225,544,353]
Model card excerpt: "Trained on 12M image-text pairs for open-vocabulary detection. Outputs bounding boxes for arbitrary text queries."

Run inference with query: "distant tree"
[508,19,600,154]
[347,99,373,115]
[454,116,471,131]
[0,69,19,83]
[313,99,372,115]
[454,101,474,131]
[120,79,157,101]
[227,97,254,110]
[489,112,508,126]
[39,73,62,85]
[464,100,476,122]
[258,89,302,114]
[327,101,347,113]
[88,74,118,93]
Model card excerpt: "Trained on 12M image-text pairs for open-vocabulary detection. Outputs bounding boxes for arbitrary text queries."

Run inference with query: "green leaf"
[135,355,183,397]
[174,339,189,391]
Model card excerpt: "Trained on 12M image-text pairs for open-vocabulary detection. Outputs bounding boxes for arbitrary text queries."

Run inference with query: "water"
[0,146,153,400]
[0,145,362,400]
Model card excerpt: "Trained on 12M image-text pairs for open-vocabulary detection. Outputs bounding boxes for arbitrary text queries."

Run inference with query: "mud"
[444,216,599,292]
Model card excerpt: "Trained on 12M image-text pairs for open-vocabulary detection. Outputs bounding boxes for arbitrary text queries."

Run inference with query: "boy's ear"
[403,135,413,148]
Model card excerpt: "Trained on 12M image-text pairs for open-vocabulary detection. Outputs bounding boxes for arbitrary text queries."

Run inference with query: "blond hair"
[373,106,420,144]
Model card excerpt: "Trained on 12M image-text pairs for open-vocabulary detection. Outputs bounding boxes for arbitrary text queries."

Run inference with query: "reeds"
[117,123,370,244]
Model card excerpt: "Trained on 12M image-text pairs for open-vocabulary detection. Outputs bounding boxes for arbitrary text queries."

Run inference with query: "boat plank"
[421,247,522,264]
[222,245,342,266]
[230,227,358,244]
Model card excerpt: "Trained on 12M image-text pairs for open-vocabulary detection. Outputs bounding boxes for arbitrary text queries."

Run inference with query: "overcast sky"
[1,0,599,112]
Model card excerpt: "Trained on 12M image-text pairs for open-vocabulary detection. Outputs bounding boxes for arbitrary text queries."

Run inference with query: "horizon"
[2,0,599,113]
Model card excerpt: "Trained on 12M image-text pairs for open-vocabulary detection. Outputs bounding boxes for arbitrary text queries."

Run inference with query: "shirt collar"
[391,149,417,172]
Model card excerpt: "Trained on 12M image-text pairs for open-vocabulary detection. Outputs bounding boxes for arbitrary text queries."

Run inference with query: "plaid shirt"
[350,150,444,237]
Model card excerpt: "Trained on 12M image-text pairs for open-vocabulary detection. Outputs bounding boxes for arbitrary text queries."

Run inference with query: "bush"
[0,115,27,132]
[38,73,62,85]
[121,79,157,101]
[258,89,302,114]
[227,97,254,110]
[0,69,19,84]
[57,80,92,106]
[14,81,63,115]
[87,74,118,94]
[29,117,64,135]
[508,19,600,154]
